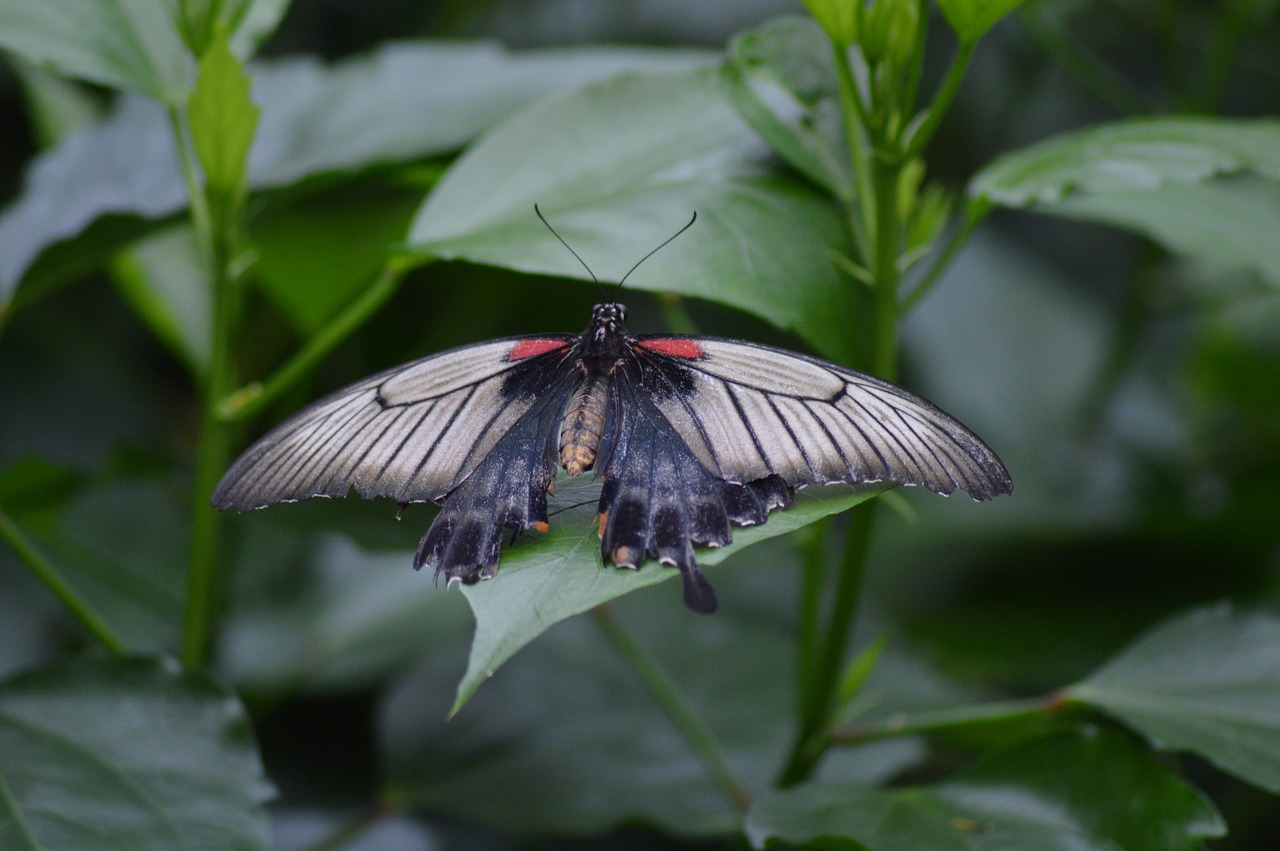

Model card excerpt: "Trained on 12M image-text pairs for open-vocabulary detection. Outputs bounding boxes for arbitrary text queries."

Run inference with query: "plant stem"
[218,261,411,422]
[173,101,242,668]
[1020,6,1150,116]
[829,695,1062,745]
[869,155,901,381]
[831,41,875,263]
[899,197,987,313]
[778,505,876,785]
[183,363,235,668]
[795,518,828,723]
[902,39,975,162]
[166,108,214,267]
[591,605,751,812]
[0,504,127,655]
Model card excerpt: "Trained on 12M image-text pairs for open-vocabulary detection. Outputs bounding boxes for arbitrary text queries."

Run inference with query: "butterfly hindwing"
[413,362,580,584]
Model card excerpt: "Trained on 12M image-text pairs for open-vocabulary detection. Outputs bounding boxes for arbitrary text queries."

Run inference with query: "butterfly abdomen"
[560,374,610,477]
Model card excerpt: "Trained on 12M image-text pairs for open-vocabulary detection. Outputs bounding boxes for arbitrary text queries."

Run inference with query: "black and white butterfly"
[213,300,1012,614]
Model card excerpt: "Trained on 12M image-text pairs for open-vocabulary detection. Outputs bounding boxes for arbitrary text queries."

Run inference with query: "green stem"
[0,504,127,654]
[899,197,988,314]
[591,605,751,812]
[829,695,1062,745]
[166,107,214,266]
[1020,6,1151,116]
[1194,0,1254,113]
[795,518,828,723]
[902,39,976,162]
[175,107,242,668]
[897,0,931,120]
[831,42,875,263]
[780,25,913,788]
[869,155,901,381]
[183,375,235,667]
[778,506,876,786]
[218,261,411,422]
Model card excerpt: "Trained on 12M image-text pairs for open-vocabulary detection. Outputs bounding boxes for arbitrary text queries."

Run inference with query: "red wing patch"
[636,338,704,359]
[507,339,569,360]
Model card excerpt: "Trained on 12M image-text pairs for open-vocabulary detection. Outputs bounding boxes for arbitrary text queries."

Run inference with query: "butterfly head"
[590,302,627,332]
[584,302,629,357]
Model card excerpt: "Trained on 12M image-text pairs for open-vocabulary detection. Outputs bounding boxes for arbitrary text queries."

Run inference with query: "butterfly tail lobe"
[413,428,556,587]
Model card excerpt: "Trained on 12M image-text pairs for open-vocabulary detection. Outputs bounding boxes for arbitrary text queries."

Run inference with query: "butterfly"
[212,300,1012,614]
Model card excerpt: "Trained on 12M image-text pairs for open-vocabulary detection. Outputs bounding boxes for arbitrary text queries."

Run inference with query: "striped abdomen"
[559,374,609,477]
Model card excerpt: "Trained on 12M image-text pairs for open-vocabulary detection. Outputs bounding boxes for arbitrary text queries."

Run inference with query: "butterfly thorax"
[559,303,630,476]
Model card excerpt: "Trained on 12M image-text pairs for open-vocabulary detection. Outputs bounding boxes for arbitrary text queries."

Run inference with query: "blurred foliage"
[1,0,1280,849]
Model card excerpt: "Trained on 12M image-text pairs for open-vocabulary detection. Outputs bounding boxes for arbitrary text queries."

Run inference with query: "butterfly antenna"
[535,204,601,292]
[618,211,697,289]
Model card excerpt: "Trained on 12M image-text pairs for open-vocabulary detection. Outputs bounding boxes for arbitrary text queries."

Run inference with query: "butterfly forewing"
[211,337,573,511]
[635,337,1012,500]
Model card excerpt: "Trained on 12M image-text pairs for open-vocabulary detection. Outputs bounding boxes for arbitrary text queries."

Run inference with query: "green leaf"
[745,727,1224,851]
[0,0,192,104]
[723,16,853,202]
[219,534,473,695]
[971,117,1280,207]
[1046,176,1280,288]
[0,656,273,850]
[383,580,923,837]
[1068,602,1280,793]
[0,0,283,106]
[407,67,858,361]
[178,0,290,56]
[0,41,714,309]
[800,0,858,45]
[250,182,424,335]
[10,59,104,148]
[935,0,1030,42]
[187,24,259,219]
[113,224,213,374]
[452,477,879,713]
[44,478,191,652]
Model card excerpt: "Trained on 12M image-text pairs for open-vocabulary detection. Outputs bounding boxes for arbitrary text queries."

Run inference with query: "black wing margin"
[635,336,1013,500]
[211,337,576,511]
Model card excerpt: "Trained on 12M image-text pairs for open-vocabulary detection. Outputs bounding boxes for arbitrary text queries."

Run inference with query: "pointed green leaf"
[111,224,213,374]
[0,656,273,850]
[0,0,191,103]
[1069,602,1280,793]
[219,534,473,695]
[1040,176,1280,288]
[972,117,1280,288]
[936,0,1029,42]
[178,0,290,56]
[971,117,1280,207]
[723,16,853,202]
[384,583,922,837]
[453,477,879,712]
[746,727,1224,851]
[407,67,857,361]
[0,42,713,308]
[188,25,259,218]
[0,0,284,105]
[800,0,858,45]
